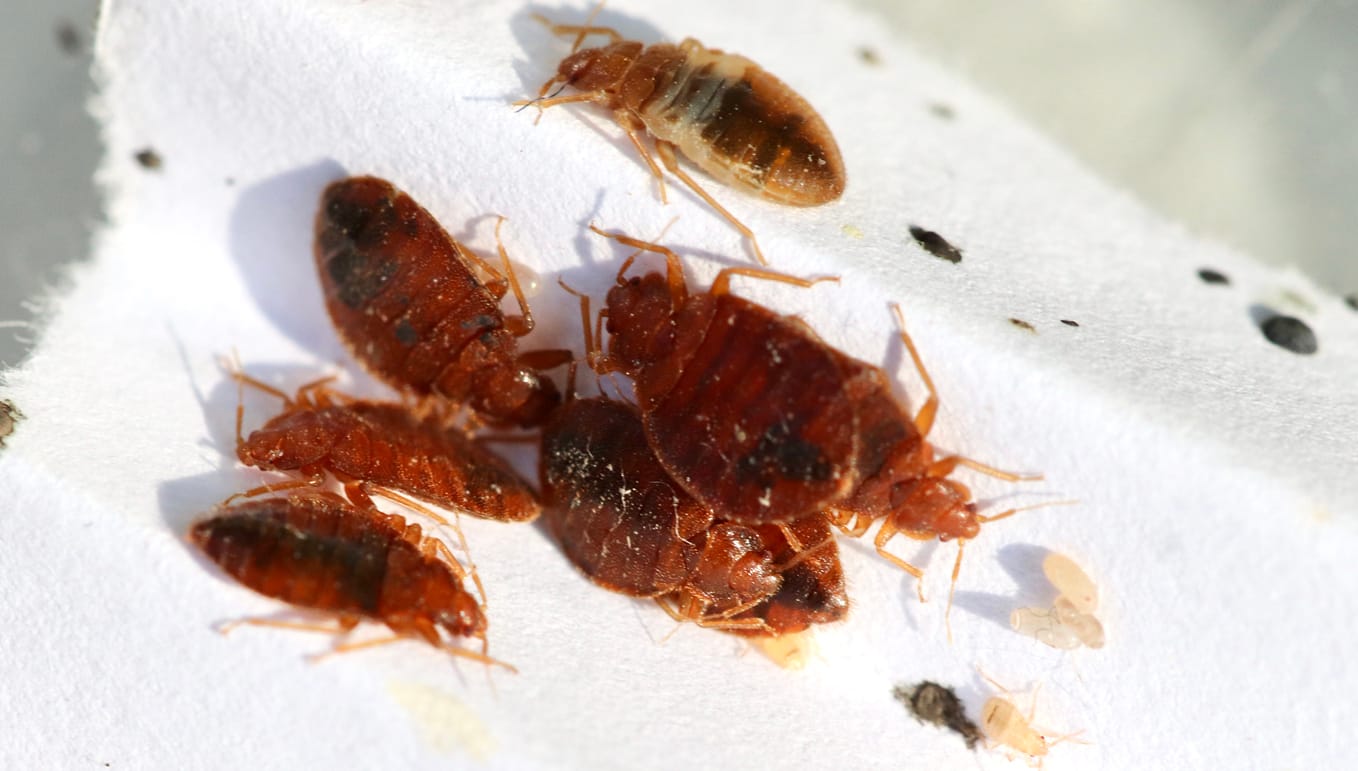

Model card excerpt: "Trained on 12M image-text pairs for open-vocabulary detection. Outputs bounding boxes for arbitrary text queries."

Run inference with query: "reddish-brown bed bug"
[584,228,1045,632]
[190,492,512,670]
[585,226,849,525]
[543,395,773,632]
[229,369,539,525]
[314,176,570,428]
[518,7,846,265]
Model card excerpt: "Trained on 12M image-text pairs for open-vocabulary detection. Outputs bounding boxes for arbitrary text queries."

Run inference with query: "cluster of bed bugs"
[178,4,1103,762]
[189,176,575,670]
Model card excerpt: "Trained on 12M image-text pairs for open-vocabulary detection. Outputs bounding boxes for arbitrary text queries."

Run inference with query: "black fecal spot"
[739,424,831,483]
[55,21,81,55]
[1198,268,1230,285]
[134,148,162,170]
[928,102,955,120]
[1009,318,1036,333]
[1060,319,1079,327]
[858,46,881,66]
[893,682,981,750]
[1260,314,1317,355]
[394,319,418,347]
[327,245,396,309]
[1346,294,1358,312]
[909,226,962,264]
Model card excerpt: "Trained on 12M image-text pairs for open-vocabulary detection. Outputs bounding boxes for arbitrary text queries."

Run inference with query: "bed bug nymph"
[191,492,513,670]
[517,6,846,265]
[227,367,540,526]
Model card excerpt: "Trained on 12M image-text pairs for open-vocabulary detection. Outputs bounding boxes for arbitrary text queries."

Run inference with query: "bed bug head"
[549,40,644,94]
[602,270,680,372]
[237,409,334,471]
[688,523,782,609]
[431,584,487,642]
[392,554,488,644]
[889,476,980,542]
[474,365,562,428]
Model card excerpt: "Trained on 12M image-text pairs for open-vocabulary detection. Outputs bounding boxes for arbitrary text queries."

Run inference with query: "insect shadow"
[950,542,1059,633]
[228,159,349,356]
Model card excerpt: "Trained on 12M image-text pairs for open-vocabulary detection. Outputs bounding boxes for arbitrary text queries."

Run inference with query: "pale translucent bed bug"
[518,5,846,265]
[1011,552,1105,649]
[978,672,1084,766]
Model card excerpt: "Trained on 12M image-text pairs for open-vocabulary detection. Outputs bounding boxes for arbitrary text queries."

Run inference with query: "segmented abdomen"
[633,44,845,205]
[314,176,514,405]
[190,494,410,618]
[639,293,859,525]
[542,397,710,596]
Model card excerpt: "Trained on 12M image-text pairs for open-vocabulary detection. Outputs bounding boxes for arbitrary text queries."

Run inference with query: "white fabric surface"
[1,0,1356,768]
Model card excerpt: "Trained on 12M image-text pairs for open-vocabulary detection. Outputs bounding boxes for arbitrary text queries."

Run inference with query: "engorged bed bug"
[518,7,846,265]
[542,393,846,635]
[229,369,539,525]
[584,228,1046,633]
[190,492,511,669]
[315,176,570,428]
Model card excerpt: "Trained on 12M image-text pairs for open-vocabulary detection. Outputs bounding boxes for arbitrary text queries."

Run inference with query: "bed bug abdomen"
[641,41,845,206]
[542,397,711,596]
[315,176,560,427]
[191,494,486,644]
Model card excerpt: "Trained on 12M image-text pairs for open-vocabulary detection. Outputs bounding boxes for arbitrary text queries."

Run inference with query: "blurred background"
[2,0,1355,369]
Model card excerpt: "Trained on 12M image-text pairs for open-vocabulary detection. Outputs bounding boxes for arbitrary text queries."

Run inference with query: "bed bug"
[1010,598,1105,650]
[229,370,539,525]
[315,176,569,428]
[518,6,846,265]
[585,228,1045,632]
[543,394,772,631]
[977,673,1082,765]
[1010,552,1105,649]
[190,492,511,669]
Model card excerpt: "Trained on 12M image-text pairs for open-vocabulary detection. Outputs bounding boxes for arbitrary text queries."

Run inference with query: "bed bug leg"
[653,140,767,264]
[487,216,537,335]
[307,634,517,672]
[872,519,928,602]
[891,303,1043,482]
[220,477,319,507]
[608,111,670,203]
[365,484,489,611]
[590,225,690,302]
[531,2,619,53]
[708,265,839,297]
[216,614,360,638]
